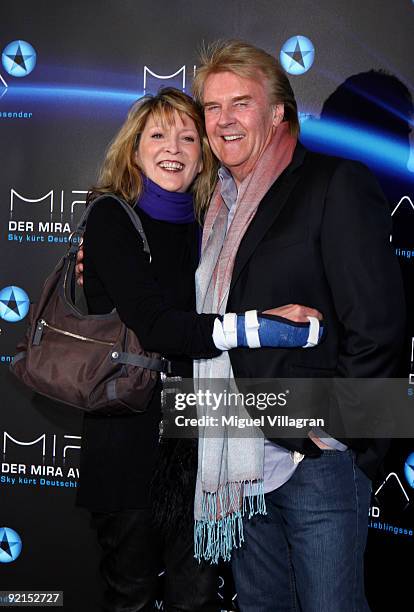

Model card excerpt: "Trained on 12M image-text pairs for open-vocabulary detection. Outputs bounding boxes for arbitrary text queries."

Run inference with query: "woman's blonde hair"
[193,39,300,137]
[89,87,218,220]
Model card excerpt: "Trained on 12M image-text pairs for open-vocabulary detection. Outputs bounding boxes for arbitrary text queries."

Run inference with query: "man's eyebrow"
[203,95,252,107]
[232,95,252,103]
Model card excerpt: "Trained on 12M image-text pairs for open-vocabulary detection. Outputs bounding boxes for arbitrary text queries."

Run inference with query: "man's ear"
[272,104,285,126]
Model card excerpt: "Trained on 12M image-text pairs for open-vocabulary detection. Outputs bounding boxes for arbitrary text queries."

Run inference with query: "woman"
[77,87,321,611]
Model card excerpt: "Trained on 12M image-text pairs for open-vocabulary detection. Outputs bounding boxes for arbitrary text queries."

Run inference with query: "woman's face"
[135,110,203,192]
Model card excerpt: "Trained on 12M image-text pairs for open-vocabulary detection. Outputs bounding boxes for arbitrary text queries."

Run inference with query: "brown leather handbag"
[10,195,170,414]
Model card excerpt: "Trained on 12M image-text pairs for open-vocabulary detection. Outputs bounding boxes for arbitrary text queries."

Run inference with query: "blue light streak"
[0,83,143,104]
[300,116,413,178]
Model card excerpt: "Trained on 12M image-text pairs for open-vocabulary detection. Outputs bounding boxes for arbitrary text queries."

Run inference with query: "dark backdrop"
[1,2,413,610]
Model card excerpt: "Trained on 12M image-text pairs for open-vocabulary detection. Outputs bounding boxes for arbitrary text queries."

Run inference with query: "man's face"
[202,71,283,184]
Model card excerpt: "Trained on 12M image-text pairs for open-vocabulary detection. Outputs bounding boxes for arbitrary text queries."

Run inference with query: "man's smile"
[221,134,245,142]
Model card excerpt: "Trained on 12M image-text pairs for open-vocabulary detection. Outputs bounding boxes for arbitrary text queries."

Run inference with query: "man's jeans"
[231,449,372,612]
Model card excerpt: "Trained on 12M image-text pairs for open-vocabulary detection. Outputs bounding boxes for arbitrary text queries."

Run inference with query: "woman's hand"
[263,304,323,322]
[75,245,84,286]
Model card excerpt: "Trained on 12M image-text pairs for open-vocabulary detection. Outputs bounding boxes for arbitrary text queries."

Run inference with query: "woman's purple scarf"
[137,176,195,224]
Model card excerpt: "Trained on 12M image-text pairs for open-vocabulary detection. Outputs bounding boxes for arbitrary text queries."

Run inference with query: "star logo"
[2,40,37,78]
[280,36,315,76]
[404,452,414,488]
[0,286,30,323]
[0,527,22,563]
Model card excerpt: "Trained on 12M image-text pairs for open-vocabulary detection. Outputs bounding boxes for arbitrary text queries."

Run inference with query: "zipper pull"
[32,319,45,346]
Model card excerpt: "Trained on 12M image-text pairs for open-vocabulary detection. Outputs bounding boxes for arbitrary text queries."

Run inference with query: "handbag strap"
[64,194,151,312]
[63,194,172,375]
[64,193,150,308]
[68,194,150,257]
[111,351,171,374]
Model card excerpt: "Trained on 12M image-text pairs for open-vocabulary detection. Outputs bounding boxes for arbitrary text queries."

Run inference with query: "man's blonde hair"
[193,40,300,137]
[89,87,218,220]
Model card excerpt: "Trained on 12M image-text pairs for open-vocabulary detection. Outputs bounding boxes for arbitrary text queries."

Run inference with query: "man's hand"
[263,304,322,322]
[214,305,324,350]
[75,244,84,286]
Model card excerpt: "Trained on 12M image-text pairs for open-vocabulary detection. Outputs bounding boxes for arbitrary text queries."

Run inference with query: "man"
[191,40,405,611]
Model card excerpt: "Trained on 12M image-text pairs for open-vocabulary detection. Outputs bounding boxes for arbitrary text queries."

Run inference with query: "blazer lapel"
[229,143,307,295]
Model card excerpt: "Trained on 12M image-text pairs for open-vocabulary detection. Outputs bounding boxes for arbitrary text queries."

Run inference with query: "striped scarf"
[194,122,297,562]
